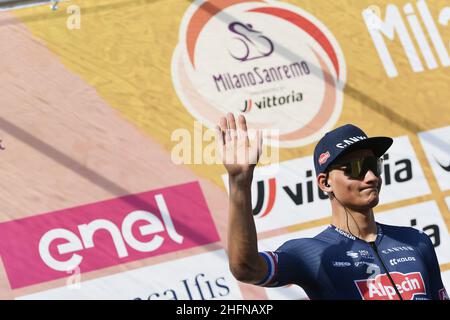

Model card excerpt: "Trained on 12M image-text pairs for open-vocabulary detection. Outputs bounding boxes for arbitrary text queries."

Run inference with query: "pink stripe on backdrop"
[0,181,220,289]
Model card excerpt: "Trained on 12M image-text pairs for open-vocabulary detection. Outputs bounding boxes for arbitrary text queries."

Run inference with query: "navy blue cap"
[313,124,393,176]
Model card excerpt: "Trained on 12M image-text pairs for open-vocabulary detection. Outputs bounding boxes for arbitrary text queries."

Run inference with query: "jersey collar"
[329,222,384,245]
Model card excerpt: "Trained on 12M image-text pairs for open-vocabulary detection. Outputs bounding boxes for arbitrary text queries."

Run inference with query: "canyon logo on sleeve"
[172,0,346,147]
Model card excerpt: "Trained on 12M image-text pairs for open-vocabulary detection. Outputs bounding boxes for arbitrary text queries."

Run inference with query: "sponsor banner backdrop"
[222,135,431,233]
[17,250,242,300]
[222,155,332,232]
[375,201,450,265]
[0,0,448,299]
[418,126,450,191]
[0,181,220,289]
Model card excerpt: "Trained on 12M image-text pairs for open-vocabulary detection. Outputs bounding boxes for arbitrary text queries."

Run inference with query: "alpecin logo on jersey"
[355,272,426,300]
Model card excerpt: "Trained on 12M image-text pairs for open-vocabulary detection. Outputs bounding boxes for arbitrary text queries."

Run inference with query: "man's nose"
[364,168,380,183]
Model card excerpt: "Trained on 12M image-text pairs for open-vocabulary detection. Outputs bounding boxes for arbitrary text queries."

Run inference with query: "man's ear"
[317,173,332,193]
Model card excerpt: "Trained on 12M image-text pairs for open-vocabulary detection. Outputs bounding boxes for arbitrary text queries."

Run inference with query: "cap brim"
[335,136,393,160]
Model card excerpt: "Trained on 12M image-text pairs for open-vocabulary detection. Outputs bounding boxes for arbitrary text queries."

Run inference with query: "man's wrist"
[229,172,253,189]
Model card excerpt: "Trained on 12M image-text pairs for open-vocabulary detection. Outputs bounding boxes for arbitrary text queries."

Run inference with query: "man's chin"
[365,195,379,208]
[368,198,379,208]
[352,195,379,210]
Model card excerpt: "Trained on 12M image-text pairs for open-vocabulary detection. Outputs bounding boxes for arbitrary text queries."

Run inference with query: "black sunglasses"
[327,156,383,179]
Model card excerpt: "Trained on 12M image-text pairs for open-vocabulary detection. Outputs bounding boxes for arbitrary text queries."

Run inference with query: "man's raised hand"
[215,113,263,178]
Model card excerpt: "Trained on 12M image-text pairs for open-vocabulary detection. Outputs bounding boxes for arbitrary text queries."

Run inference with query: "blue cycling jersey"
[257,223,449,300]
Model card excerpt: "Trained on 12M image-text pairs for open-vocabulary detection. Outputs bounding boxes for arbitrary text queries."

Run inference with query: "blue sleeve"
[417,231,449,300]
[256,240,310,288]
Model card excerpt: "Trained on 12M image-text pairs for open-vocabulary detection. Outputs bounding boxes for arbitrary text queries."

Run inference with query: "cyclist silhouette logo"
[172,0,347,147]
[228,22,274,62]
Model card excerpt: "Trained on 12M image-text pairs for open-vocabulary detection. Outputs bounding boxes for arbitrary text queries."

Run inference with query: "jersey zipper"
[369,241,403,300]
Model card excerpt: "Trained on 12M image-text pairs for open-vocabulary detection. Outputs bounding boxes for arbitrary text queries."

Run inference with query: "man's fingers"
[238,114,248,132]
[227,113,237,131]
[215,125,225,146]
[227,113,237,141]
[219,116,228,131]
[215,125,226,164]
[219,116,231,141]
[257,129,263,161]
[238,114,249,147]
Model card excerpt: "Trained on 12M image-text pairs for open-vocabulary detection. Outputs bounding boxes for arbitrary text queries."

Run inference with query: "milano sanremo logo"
[172,0,346,148]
